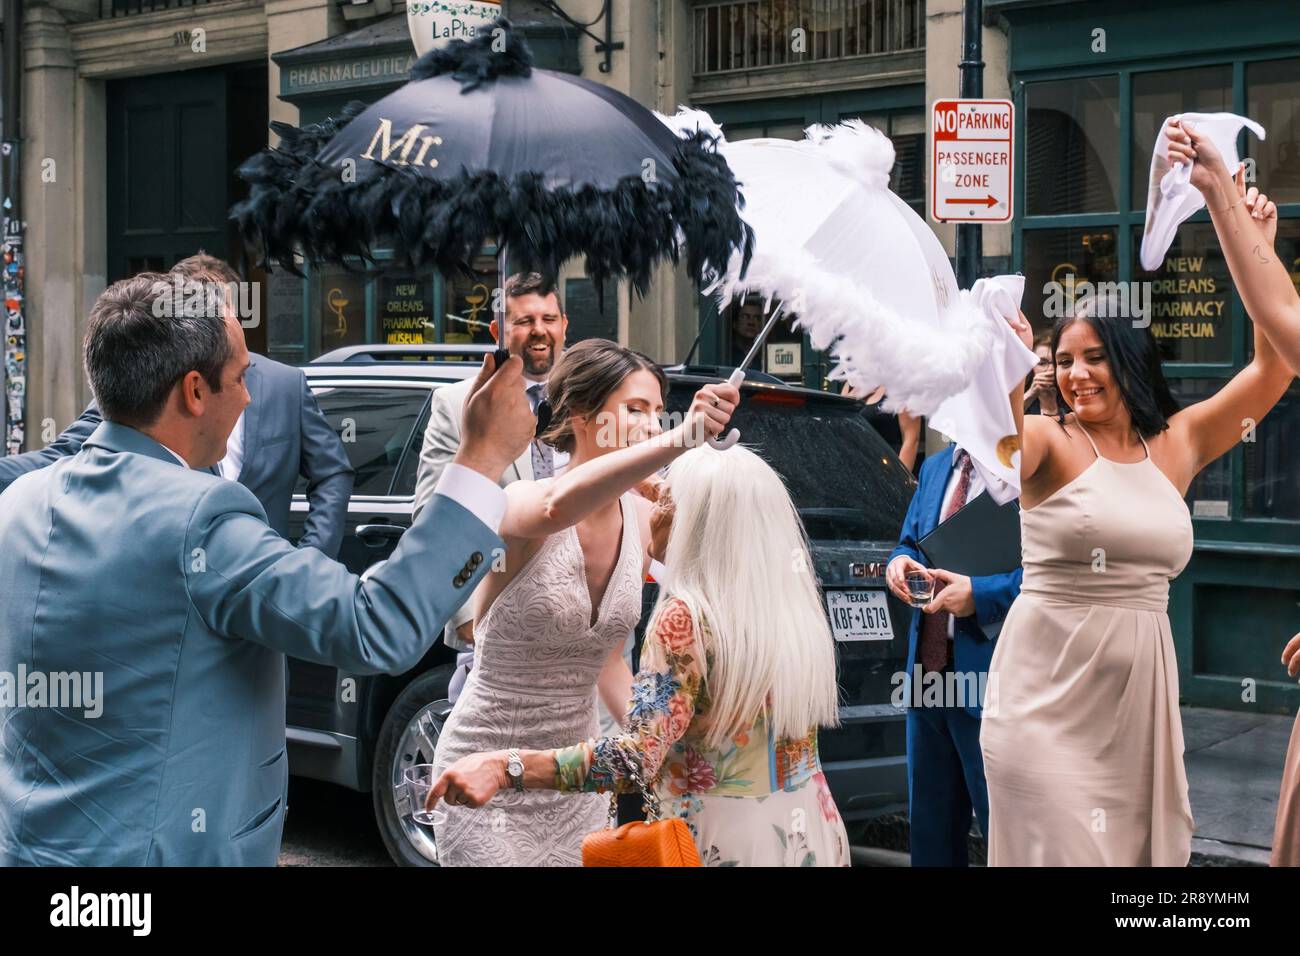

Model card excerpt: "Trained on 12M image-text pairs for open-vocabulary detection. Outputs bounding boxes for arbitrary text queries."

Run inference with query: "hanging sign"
[406,1,502,57]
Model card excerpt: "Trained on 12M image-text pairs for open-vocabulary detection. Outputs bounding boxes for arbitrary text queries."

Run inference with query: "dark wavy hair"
[539,339,668,454]
[1050,308,1180,438]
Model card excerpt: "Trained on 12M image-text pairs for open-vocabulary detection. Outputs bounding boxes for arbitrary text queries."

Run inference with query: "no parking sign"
[931,99,1014,224]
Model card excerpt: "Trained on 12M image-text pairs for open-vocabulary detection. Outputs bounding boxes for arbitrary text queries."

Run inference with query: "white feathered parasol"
[663,110,1002,423]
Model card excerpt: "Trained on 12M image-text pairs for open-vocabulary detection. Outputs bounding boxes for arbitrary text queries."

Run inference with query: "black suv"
[288,344,915,865]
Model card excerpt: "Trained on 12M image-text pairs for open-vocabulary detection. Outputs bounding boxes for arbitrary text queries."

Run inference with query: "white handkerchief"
[929,275,1038,505]
[1139,112,1266,271]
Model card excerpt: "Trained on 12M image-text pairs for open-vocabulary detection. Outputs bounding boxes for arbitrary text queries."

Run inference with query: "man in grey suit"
[0,273,534,866]
[0,254,354,558]
[413,272,568,694]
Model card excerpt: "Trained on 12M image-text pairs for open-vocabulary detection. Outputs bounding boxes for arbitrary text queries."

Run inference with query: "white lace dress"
[431,494,644,866]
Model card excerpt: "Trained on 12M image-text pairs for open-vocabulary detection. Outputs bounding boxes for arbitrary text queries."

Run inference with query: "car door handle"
[356,524,406,547]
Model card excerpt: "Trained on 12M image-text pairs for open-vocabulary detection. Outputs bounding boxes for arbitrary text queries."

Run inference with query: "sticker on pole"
[931,99,1014,223]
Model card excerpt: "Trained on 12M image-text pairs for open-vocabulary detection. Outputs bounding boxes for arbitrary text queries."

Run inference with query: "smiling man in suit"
[0,254,353,559]
[0,272,534,866]
[413,272,569,684]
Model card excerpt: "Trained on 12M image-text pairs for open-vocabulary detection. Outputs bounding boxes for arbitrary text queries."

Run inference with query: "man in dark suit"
[0,254,353,557]
[885,444,1022,867]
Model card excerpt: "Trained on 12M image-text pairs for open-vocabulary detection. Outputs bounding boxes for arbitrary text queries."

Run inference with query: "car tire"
[372,664,455,867]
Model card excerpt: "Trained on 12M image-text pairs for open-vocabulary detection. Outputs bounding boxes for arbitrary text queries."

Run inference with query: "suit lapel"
[923,452,952,535]
[237,359,262,484]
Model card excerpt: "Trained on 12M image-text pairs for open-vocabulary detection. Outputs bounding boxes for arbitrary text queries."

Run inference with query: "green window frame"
[1012,49,1300,546]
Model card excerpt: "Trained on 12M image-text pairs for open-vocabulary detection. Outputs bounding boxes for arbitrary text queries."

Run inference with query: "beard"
[521,340,556,376]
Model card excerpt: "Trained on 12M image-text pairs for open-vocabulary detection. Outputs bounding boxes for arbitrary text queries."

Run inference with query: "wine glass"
[405,764,447,827]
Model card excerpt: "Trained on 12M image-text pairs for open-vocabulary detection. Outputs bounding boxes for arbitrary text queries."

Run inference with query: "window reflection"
[1131,66,1231,210]
[1021,227,1118,338]
[1025,77,1119,215]
[1245,383,1300,521]
[1247,58,1300,206]
[1167,378,1232,518]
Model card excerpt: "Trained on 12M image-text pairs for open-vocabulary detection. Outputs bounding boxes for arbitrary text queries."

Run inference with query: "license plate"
[825,589,893,642]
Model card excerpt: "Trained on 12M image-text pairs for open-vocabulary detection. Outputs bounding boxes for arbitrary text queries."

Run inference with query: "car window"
[664,385,914,542]
[391,403,432,498]
[297,386,431,496]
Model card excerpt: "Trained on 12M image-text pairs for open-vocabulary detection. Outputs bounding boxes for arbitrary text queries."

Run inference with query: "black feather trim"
[409,16,532,91]
[230,99,753,296]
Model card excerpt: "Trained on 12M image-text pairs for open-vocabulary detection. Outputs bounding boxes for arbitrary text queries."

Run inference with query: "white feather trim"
[803,120,894,191]
[713,247,998,416]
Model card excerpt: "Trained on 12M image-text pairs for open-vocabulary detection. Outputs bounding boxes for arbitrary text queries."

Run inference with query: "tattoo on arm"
[1253,243,1272,264]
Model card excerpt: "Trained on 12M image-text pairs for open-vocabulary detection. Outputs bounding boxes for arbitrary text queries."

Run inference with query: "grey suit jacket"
[0,356,354,558]
[0,422,499,866]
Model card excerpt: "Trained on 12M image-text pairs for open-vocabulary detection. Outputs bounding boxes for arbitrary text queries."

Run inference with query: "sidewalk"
[1184,705,1292,866]
[850,705,1295,866]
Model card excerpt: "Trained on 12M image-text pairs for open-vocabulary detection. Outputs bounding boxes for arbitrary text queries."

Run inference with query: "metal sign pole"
[956,0,985,290]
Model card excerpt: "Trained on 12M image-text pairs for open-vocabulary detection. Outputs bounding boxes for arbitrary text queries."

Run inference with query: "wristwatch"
[506,749,525,793]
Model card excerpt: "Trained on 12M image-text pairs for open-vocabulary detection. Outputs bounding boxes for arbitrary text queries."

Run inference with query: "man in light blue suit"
[0,273,534,866]
[886,444,1022,867]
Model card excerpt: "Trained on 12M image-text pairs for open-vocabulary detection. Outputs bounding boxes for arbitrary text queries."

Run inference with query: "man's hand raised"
[453,353,535,483]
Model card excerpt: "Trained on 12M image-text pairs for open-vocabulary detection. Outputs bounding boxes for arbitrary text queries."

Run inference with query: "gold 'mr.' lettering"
[361,118,430,165]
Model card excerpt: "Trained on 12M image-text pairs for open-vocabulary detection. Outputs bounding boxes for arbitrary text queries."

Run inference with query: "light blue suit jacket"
[0,421,498,866]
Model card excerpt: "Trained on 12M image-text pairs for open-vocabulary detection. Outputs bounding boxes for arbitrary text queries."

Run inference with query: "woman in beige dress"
[1273,634,1300,866]
[983,123,1297,866]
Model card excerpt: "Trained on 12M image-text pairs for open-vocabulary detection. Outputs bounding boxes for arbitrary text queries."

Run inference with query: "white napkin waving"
[1139,112,1266,271]
[928,275,1038,505]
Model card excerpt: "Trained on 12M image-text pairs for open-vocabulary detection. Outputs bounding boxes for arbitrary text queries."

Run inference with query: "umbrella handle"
[707,369,746,450]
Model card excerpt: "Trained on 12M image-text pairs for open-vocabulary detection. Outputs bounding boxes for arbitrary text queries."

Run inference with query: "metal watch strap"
[507,748,525,793]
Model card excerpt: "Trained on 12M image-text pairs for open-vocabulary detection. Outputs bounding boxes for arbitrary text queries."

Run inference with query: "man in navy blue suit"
[886,444,1022,867]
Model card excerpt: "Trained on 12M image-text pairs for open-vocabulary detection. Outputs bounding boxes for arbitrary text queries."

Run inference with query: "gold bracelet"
[1213,196,1245,214]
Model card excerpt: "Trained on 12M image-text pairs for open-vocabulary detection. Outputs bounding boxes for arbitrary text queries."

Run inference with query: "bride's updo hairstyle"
[539,338,668,454]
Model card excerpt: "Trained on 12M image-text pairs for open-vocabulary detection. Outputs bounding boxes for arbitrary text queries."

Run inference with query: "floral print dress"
[554,598,851,866]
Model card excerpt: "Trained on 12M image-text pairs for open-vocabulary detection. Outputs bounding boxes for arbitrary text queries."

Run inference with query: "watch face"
[508,755,524,776]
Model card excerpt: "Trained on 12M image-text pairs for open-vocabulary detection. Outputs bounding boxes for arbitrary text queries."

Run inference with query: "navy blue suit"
[888,445,1022,866]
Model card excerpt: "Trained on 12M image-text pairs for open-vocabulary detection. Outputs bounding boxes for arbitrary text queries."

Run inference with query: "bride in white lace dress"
[431,339,738,866]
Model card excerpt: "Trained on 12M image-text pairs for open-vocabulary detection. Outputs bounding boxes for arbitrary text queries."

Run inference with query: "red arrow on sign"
[947,195,1000,208]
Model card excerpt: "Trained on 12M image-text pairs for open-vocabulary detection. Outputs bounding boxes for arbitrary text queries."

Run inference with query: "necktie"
[919,451,973,675]
[528,383,555,480]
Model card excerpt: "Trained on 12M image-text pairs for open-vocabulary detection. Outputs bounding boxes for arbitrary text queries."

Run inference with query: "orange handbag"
[581,749,701,867]
[582,816,701,867]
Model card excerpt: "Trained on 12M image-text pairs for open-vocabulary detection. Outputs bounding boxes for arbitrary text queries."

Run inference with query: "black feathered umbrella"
[232,18,752,301]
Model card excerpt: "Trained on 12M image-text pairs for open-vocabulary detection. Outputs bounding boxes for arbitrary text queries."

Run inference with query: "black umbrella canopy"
[233,19,752,295]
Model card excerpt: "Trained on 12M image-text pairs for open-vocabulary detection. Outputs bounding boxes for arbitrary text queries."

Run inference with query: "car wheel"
[372,664,455,867]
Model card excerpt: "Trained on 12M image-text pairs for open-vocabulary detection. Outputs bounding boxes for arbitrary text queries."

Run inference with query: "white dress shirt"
[218,412,246,481]
[435,462,507,534]
[940,445,986,638]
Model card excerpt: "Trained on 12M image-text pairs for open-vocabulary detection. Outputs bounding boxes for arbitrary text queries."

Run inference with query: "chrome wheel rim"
[390,698,451,865]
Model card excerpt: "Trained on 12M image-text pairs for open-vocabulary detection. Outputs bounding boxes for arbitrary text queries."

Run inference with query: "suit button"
[453,575,467,588]
[470,552,484,566]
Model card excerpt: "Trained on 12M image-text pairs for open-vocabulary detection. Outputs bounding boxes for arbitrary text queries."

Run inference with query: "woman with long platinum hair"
[432,443,850,866]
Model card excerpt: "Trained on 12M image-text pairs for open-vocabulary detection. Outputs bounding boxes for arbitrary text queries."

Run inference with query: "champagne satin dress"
[1272,717,1300,866]
[980,424,1196,866]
